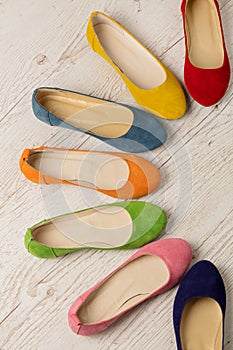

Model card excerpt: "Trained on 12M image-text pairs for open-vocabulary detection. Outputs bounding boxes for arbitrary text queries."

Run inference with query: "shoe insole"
[180,297,222,350]
[32,206,132,248]
[77,255,169,323]
[93,16,166,90]
[36,89,133,138]
[185,0,224,68]
[27,150,129,190]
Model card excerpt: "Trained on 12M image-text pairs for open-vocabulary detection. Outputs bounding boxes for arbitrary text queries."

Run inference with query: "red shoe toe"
[184,55,230,106]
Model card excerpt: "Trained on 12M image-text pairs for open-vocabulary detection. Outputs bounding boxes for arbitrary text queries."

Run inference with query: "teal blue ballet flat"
[32,87,167,153]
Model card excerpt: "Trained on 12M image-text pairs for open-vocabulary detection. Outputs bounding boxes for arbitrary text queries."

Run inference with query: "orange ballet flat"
[19,147,161,199]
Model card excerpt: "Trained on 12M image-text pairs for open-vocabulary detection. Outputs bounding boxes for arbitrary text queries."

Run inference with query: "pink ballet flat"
[68,238,192,336]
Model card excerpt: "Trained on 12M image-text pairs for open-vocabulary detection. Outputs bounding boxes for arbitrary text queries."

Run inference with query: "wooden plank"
[0,0,232,349]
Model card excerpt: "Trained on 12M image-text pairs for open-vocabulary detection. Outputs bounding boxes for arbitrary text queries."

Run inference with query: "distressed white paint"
[0,0,232,349]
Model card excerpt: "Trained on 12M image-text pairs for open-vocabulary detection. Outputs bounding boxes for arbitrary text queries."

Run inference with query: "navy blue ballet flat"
[32,87,167,153]
[173,260,226,350]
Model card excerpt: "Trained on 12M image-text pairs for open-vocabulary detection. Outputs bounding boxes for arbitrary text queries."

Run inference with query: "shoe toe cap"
[143,79,186,120]
[184,62,230,106]
[141,238,192,282]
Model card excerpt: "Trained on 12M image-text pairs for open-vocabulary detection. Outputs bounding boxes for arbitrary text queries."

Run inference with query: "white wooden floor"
[0,1,232,349]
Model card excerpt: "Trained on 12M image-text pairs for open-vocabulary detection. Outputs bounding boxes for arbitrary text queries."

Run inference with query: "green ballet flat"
[24,201,167,258]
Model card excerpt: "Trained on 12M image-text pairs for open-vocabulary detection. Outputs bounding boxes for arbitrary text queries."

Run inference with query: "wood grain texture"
[0,0,232,349]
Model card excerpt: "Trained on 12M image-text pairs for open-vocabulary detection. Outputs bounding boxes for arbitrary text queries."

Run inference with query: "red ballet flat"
[181,0,230,106]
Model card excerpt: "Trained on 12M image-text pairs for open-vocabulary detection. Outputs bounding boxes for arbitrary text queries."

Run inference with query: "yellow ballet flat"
[86,11,186,120]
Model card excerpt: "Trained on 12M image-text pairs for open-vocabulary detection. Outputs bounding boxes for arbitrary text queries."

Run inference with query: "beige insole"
[93,15,166,89]
[77,255,169,323]
[32,206,132,248]
[186,0,224,68]
[36,89,133,138]
[27,150,129,190]
[180,297,222,350]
